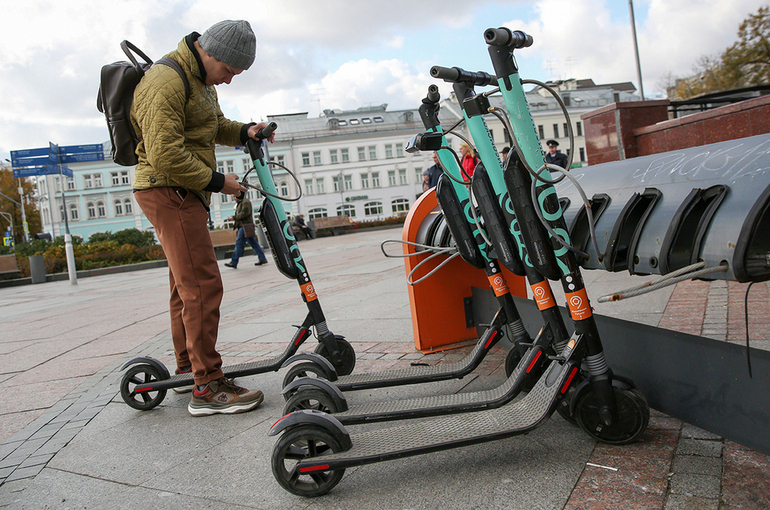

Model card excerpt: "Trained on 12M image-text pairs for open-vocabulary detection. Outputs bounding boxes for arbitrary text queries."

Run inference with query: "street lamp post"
[628,0,645,100]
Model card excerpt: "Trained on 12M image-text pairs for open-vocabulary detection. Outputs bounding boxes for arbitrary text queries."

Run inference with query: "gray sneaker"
[188,377,264,417]
[172,366,194,394]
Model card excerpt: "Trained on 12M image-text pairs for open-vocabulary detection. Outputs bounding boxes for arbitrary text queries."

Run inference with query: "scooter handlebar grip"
[426,84,440,103]
[430,66,460,81]
[259,122,277,139]
[484,27,533,49]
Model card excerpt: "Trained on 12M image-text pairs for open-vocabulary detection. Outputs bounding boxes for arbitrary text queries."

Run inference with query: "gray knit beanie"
[199,20,256,70]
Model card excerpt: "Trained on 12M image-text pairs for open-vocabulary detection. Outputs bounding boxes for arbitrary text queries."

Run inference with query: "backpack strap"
[155,57,190,99]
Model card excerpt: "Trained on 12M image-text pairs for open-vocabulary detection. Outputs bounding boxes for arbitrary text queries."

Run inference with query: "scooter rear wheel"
[120,364,167,411]
[314,337,356,376]
[272,426,346,497]
[283,389,339,415]
[575,386,649,444]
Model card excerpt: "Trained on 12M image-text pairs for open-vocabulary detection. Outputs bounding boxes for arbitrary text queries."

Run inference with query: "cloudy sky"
[0,0,765,161]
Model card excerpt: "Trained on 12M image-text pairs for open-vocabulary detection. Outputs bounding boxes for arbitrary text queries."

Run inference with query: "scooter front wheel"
[282,361,330,392]
[272,426,346,497]
[120,364,167,411]
[283,388,339,415]
[575,386,649,444]
[314,337,356,376]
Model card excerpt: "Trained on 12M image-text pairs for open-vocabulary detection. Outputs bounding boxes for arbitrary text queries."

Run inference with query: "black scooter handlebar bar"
[430,66,496,86]
[484,27,533,49]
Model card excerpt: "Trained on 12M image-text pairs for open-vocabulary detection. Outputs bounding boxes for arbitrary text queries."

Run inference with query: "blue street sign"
[60,152,104,164]
[10,148,48,167]
[11,156,48,167]
[60,144,103,154]
[12,164,72,178]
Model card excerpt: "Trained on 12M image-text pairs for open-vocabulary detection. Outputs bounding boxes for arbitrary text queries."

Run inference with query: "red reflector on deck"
[484,330,498,349]
[299,464,330,473]
[561,366,579,394]
[526,350,542,373]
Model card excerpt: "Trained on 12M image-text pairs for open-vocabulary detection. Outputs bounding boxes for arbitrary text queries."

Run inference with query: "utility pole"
[629,0,645,100]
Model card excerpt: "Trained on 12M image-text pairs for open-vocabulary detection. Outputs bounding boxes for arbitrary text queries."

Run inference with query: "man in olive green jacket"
[131,20,273,417]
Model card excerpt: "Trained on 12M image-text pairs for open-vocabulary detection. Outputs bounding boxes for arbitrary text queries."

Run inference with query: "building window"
[315,178,325,194]
[68,203,79,221]
[357,147,366,161]
[217,161,225,172]
[398,169,407,185]
[305,179,314,195]
[563,123,569,138]
[330,149,338,164]
[279,181,289,196]
[221,194,231,204]
[388,170,396,186]
[579,147,586,162]
[392,198,410,213]
[361,173,370,189]
[313,151,322,165]
[553,124,559,138]
[124,198,133,214]
[94,175,102,187]
[576,121,583,137]
[111,171,129,186]
[361,118,372,124]
[396,144,404,157]
[308,207,327,219]
[372,172,380,187]
[538,125,545,139]
[344,175,353,190]
[333,175,341,192]
[364,201,383,216]
[368,146,377,160]
[337,204,355,216]
[341,148,349,163]
[385,144,393,158]
[66,177,75,190]
[97,201,105,217]
[226,160,235,173]
[84,175,93,189]
[414,168,422,182]
[88,202,96,219]
[302,152,310,166]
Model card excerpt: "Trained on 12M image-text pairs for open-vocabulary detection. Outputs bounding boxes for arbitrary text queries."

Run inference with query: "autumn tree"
[0,168,41,245]
[667,6,770,99]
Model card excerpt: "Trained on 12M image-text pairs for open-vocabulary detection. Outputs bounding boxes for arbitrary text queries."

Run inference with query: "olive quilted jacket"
[130,36,246,207]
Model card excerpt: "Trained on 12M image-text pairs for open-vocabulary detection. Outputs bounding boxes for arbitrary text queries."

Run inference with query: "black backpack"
[97,41,190,166]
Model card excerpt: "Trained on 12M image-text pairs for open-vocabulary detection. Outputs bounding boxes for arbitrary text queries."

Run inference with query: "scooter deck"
[297,359,572,471]
[333,325,500,392]
[134,337,306,393]
[332,336,547,425]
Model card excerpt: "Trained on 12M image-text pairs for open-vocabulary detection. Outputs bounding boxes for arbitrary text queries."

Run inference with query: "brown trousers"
[134,187,224,386]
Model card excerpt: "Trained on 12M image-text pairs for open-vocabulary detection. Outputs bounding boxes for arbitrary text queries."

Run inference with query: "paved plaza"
[0,227,768,509]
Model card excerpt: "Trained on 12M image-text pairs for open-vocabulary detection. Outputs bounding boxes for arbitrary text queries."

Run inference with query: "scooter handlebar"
[259,122,277,140]
[426,84,440,103]
[430,66,496,86]
[484,27,533,49]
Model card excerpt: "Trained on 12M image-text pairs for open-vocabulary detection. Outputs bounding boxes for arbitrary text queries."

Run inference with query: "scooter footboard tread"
[137,354,292,391]
[334,339,489,390]
[300,361,567,469]
[333,356,525,422]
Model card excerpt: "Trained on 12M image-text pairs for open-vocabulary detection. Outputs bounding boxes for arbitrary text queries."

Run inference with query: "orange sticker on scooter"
[565,288,592,321]
[530,281,556,310]
[488,274,509,297]
[301,282,318,302]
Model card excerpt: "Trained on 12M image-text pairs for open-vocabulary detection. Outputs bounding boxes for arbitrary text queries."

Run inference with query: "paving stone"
[664,494,719,510]
[4,464,44,482]
[677,439,723,458]
[669,473,721,498]
[680,424,722,441]
[672,455,722,477]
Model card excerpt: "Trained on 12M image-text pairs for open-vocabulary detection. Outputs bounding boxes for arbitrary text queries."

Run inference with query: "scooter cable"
[596,261,729,302]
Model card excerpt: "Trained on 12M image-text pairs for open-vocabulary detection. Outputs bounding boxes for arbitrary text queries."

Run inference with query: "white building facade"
[28,80,639,240]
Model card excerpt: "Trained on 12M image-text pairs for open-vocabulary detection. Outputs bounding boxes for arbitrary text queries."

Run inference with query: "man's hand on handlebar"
[247,122,276,143]
[222,173,247,197]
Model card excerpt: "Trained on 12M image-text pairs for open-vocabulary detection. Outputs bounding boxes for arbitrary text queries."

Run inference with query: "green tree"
[721,6,770,86]
[667,6,770,99]
[0,168,41,245]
